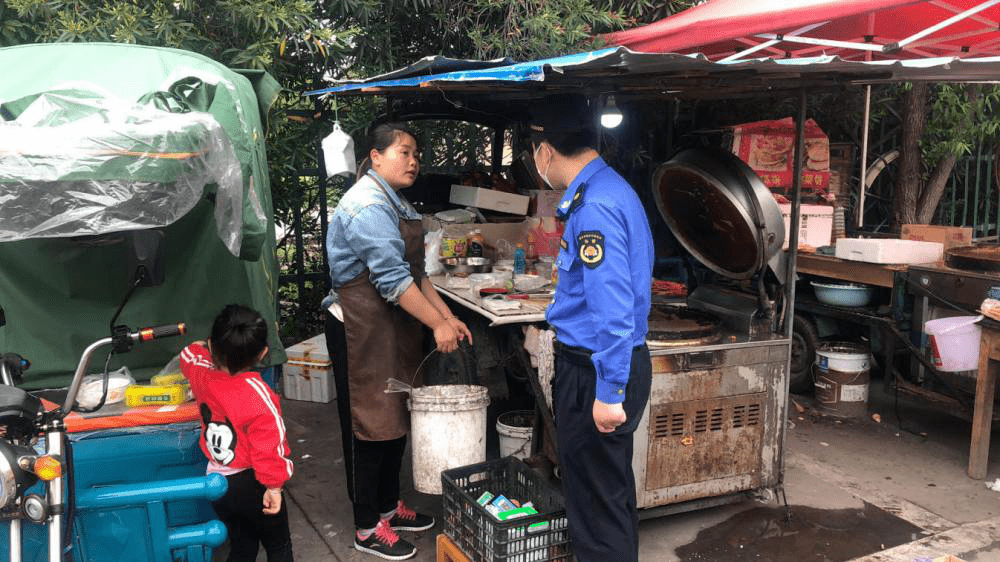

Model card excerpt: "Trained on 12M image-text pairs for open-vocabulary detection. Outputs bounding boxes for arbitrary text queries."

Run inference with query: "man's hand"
[593,400,626,433]
[263,488,283,514]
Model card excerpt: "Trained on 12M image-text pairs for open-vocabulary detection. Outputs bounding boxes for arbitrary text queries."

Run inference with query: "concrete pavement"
[260,382,1000,561]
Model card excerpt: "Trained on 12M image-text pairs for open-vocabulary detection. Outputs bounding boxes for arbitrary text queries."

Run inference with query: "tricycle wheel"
[790,314,818,394]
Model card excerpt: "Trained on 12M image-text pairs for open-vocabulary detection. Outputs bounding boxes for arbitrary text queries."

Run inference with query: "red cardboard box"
[731,117,830,193]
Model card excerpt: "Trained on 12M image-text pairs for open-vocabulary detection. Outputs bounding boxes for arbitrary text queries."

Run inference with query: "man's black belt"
[553,340,647,360]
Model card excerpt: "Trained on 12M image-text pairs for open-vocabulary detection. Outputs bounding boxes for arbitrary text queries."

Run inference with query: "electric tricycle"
[0,42,285,561]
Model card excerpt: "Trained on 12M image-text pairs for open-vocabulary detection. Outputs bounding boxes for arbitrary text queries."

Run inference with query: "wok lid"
[652,148,784,279]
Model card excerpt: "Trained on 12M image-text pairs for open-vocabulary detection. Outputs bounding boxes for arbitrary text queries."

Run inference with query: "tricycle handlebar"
[61,324,186,415]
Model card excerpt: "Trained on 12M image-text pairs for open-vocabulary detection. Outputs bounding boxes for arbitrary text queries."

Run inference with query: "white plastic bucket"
[815,342,871,418]
[496,410,534,460]
[924,316,982,372]
[408,384,490,495]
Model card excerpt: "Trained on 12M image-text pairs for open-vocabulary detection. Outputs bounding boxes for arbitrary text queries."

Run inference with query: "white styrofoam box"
[283,361,334,403]
[286,334,330,364]
[449,184,529,215]
[835,238,944,264]
[779,204,833,250]
[283,334,335,403]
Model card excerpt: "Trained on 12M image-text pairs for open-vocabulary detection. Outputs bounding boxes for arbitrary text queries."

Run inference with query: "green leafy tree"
[893,82,1000,226]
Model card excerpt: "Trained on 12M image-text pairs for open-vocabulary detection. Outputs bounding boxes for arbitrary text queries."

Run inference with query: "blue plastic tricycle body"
[0,421,226,561]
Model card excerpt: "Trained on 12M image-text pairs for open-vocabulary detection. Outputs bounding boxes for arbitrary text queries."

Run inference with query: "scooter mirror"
[126,230,166,287]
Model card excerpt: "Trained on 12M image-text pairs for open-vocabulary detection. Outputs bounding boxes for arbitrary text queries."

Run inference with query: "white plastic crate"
[283,334,335,403]
[835,238,943,264]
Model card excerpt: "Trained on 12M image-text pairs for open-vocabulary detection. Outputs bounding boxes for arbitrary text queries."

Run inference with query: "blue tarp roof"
[307,47,1000,98]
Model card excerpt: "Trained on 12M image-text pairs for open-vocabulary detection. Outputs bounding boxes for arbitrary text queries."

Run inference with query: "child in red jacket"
[181,304,294,562]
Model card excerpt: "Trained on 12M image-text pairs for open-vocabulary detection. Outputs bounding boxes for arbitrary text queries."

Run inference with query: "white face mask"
[533,142,553,189]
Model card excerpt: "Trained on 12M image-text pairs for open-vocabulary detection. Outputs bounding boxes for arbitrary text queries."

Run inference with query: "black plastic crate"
[442,457,572,562]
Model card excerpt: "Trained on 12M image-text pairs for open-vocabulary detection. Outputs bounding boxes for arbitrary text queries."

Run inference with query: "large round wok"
[651,148,785,280]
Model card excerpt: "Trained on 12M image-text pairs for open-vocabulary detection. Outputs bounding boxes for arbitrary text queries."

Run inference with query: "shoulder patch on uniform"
[556,182,588,222]
[577,230,605,268]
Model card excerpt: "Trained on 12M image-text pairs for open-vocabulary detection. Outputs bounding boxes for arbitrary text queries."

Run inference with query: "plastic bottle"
[526,231,537,260]
[513,243,526,275]
[468,229,485,258]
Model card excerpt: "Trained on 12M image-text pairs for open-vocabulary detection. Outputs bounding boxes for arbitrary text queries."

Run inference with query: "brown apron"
[336,189,425,441]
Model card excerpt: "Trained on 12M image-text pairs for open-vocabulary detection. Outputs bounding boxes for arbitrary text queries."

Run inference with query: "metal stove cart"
[635,148,789,513]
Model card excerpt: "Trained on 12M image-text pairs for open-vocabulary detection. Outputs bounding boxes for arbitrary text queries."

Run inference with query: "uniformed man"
[530,94,654,561]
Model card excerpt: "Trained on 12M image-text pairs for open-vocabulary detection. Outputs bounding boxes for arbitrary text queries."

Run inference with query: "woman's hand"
[433,322,461,353]
[446,316,473,345]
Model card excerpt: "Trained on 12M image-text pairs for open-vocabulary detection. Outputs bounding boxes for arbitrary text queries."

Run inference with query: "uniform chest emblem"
[577,230,605,269]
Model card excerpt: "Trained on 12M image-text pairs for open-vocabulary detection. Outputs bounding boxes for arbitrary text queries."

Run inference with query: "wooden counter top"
[793,252,911,288]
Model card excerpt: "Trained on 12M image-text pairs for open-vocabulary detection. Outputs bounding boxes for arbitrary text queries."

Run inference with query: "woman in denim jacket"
[325,122,471,560]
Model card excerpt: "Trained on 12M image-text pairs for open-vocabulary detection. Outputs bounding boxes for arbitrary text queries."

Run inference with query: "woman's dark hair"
[209,304,268,374]
[368,122,419,154]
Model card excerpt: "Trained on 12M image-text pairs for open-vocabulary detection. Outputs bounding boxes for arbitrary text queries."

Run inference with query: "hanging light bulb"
[601,95,623,129]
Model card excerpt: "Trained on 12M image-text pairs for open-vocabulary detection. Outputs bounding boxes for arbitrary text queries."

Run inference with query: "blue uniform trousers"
[553,342,651,562]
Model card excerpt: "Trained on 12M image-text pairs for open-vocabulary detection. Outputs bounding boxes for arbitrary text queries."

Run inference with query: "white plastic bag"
[321,122,356,178]
[425,228,445,276]
[77,366,135,409]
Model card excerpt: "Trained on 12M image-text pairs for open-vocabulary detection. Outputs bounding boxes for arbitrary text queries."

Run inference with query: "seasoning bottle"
[527,231,537,260]
[468,230,485,257]
[513,243,526,275]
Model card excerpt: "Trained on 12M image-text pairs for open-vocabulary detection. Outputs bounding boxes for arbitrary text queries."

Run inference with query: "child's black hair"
[209,304,268,374]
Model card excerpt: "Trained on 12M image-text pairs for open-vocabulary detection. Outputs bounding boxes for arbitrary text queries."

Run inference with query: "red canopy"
[606,0,1000,60]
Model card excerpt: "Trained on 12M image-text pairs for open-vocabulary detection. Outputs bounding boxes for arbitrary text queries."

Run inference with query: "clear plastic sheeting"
[0,89,244,256]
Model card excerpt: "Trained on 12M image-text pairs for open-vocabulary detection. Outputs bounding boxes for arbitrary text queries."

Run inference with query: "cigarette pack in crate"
[442,457,571,562]
[283,334,335,403]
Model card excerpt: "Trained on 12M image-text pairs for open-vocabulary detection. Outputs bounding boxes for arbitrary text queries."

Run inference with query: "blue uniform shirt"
[546,156,654,405]
[326,170,422,303]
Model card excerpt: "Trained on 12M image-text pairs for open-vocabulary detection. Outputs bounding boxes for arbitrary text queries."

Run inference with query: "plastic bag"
[154,353,183,379]
[321,122,356,178]
[425,228,445,276]
[77,366,135,409]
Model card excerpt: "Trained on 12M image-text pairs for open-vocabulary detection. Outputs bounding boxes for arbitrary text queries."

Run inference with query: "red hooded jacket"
[180,343,293,489]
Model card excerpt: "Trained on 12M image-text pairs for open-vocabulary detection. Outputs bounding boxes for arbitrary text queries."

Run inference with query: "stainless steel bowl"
[441,257,492,275]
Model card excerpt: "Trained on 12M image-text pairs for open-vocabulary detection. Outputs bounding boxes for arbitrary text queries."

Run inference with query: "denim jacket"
[326,170,423,303]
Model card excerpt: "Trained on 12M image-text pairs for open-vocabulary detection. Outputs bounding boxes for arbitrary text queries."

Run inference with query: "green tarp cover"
[0,43,286,388]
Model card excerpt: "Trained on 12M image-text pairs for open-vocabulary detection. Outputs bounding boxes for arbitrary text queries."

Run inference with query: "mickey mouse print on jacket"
[200,402,236,465]
[180,343,293,489]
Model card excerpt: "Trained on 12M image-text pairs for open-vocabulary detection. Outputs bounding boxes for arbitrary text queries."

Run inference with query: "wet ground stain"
[675,502,925,561]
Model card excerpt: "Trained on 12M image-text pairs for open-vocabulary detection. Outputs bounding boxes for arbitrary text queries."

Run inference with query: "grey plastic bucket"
[496,410,534,460]
[408,384,490,495]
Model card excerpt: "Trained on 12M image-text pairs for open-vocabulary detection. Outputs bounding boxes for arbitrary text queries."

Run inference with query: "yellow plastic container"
[125,384,188,408]
[150,372,187,386]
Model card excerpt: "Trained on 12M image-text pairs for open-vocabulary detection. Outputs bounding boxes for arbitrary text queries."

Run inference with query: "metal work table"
[430,275,549,326]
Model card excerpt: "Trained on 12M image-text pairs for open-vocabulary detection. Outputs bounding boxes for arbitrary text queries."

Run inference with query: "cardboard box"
[731,117,830,193]
[779,204,834,250]
[527,189,567,217]
[835,238,943,264]
[901,224,973,251]
[450,185,529,215]
[283,334,335,403]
